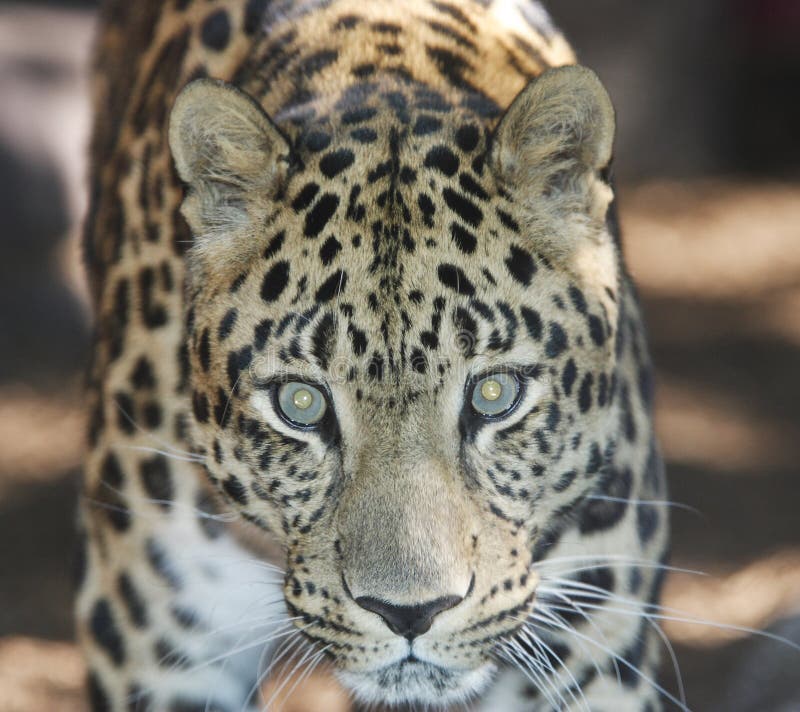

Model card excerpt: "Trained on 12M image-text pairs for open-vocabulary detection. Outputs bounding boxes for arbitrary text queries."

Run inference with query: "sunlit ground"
[0,5,798,711]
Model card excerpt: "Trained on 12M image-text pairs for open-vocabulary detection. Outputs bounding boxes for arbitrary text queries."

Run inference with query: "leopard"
[76,0,671,710]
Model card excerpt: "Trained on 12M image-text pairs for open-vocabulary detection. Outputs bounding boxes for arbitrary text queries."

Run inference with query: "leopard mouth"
[337,656,497,707]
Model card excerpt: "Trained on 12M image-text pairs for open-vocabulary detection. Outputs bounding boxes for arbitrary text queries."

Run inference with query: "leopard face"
[169,66,620,705]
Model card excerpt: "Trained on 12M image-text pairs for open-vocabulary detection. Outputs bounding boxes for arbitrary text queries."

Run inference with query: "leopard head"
[169,65,620,706]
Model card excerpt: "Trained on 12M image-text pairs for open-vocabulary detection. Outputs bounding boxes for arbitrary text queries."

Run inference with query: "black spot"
[140,454,173,508]
[192,390,210,423]
[263,231,286,263]
[217,309,237,340]
[496,207,520,232]
[442,187,482,227]
[437,264,475,296]
[545,322,568,358]
[198,328,211,371]
[579,467,632,534]
[637,503,659,544]
[546,402,561,432]
[226,346,252,390]
[196,489,225,540]
[597,372,609,407]
[319,236,342,265]
[367,353,384,380]
[417,192,436,227]
[222,475,248,505]
[342,106,377,124]
[424,145,459,176]
[619,619,648,687]
[349,326,367,355]
[568,285,588,314]
[311,312,336,368]
[505,245,536,286]
[578,372,594,413]
[426,45,474,90]
[260,260,290,302]
[170,604,200,630]
[553,469,577,492]
[319,149,355,178]
[588,314,606,346]
[586,441,603,474]
[620,382,637,442]
[315,269,348,302]
[410,348,427,373]
[450,222,477,253]
[520,306,542,341]
[352,62,375,77]
[413,115,442,135]
[99,452,130,531]
[244,0,268,34]
[87,672,111,712]
[561,358,577,396]
[130,357,156,390]
[455,124,480,152]
[254,319,273,350]
[155,637,190,669]
[573,566,615,607]
[351,127,377,143]
[304,131,331,152]
[304,194,340,237]
[138,267,167,328]
[213,387,231,428]
[301,48,339,75]
[90,599,125,666]
[453,307,478,356]
[459,172,488,200]
[146,538,181,590]
[421,331,439,349]
[118,573,148,628]
[200,10,231,51]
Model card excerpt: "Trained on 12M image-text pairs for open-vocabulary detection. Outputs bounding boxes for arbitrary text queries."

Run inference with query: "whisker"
[524,612,691,712]
[262,635,316,710]
[171,622,307,678]
[541,591,800,655]
[111,401,201,458]
[534,554,708,578]
[583,494,701,516]
[529,602,614,684]
[276,644,331,710]
[120,444,207,464]
[517,625,590,712]
[498,639,561,709]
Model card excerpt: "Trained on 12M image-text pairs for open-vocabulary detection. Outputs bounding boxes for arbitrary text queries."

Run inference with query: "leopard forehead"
[186,108,617,380]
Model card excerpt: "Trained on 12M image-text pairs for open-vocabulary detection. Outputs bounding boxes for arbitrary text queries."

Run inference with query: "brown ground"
[1,5,798,712]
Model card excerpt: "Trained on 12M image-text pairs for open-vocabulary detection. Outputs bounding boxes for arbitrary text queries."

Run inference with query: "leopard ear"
[169,78,292,242]
[490,65,615,225]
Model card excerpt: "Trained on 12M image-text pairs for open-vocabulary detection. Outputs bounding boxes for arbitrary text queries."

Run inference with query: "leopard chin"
[337,658,497,708]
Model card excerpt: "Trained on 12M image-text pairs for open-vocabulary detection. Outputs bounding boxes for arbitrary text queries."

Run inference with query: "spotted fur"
[78,1,669,710]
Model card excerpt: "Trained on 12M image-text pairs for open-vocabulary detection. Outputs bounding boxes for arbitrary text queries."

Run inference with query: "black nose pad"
[354,594,463,640]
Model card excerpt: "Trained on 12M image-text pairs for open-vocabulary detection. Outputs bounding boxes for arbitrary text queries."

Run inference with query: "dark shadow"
[0,141,89,390]
[0,469,81,640]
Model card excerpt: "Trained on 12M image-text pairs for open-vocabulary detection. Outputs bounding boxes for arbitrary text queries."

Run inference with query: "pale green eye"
[471,373,520,417]
[277,381,327,426]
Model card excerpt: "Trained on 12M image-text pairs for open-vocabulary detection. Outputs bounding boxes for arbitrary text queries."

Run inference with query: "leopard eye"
[277,381,327,427]
[470,372,520,418]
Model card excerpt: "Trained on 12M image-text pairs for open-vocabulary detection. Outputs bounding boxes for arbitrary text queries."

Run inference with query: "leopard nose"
[353,594,463,640]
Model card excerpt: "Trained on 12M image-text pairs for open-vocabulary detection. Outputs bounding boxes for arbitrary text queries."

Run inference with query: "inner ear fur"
[490,65,615,223]
[168,78,291,250]
[490,66,619,309]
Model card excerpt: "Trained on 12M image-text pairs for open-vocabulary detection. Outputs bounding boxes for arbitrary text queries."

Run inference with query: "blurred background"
[0,1,798,710]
